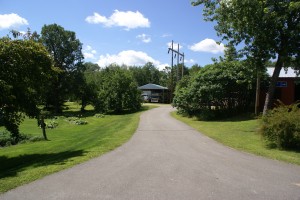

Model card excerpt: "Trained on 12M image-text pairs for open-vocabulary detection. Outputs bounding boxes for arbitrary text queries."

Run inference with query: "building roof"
[138,83,168,90]
[267,67,299,78]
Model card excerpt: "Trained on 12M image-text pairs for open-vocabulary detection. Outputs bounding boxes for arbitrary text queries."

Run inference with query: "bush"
[45,120,58,129]
[260,102,300,150]
[0,130,43,147]
[0,130,11,147]
[94,113,105,118]
[66,117,88,125]
[173,61,257,120]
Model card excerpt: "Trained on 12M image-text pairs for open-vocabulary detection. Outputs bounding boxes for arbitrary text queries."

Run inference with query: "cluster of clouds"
[83,45,97,60]
[189,38,225,54]
[94,43,201,70]
[0,13,28,30]
[85,10,150,30]
[96,50,168,71]
[0,11,225,69]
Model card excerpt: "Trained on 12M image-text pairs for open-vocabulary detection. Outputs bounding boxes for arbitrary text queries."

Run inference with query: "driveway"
[1,105,300,200]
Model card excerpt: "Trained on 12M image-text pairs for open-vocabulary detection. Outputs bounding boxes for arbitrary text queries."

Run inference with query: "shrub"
[0,130,11,147]
[260,102,300,150]
[173,61,257,120]
[0,130,43,147]
[45,120,58,129]
[66,117,88,125]
[94,113,105,118]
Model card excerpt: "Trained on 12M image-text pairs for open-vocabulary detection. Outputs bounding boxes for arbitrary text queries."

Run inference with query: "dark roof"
[138,83,168,90]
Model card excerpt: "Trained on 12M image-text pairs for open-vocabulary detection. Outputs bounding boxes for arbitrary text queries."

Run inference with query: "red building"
[267,68,300,105]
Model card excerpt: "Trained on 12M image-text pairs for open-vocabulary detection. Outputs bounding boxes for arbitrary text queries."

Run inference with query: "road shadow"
[0,150,85,179]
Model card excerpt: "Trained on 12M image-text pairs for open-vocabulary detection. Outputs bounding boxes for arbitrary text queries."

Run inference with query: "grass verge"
[0,103,157,193]
[171,112,300,165]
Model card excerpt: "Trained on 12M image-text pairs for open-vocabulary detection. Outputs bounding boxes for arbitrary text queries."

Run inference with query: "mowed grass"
[171,112,300,165]
[0,103,156,193]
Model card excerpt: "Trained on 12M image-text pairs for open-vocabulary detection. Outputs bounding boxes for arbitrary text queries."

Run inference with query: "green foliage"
[192,0,300,112]
[45,119,59,129]
[90,65,142,113]
[0,37,54,140]
[66,117,88,125]
[0,130,43,147]
[40,23,84,113]
[94,113,105,118]
[172,111,300,165]
[129,62,161,86]
[173,61,256,119]
[260,102,300,150]
[0,102,148,193]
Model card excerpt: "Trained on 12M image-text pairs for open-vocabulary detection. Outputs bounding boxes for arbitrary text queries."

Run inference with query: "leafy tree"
[75,62,100,112]
[173,61,256,119]
[84,62,100,72]
[192,0,300,114]
[0,38,54,141]
[40,24,84,113]
[129,62,161,86]
[93,65,141,113]
[188,64,202,76]
[223,43,240,62]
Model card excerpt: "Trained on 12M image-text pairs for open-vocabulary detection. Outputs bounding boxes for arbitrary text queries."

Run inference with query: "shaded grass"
[0,103,156,193]
[171,112,300,165]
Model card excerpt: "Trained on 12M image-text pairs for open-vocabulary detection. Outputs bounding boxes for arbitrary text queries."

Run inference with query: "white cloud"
[84,52,96,59]
[97,50,162,68]
[83,45,97,60]
[137,34,151,43]
[167,42,183,50]
[189,38,225,54]
[185,59,195,64]
[157,63,169,71]
[85,10,150,30]
[85,13,107,24]
[0,13,28,30]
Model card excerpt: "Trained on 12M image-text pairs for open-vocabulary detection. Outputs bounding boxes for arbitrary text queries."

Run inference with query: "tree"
[129,62,161,86]
[192,0,300,114]
[173,61,256,119]
[75,62,100,112]
[223,43,240,62]
[188,64,202,76]
[93,65,141,113]
[0,37,54,141]
[40,24,84,113]
[84,62,100,72]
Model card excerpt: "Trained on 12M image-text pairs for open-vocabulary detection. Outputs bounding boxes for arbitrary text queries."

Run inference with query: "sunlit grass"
[0,103,156,193]
[171,112,300,165]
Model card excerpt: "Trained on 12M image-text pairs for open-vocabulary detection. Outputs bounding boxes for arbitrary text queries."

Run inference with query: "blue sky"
[0,0,226,70]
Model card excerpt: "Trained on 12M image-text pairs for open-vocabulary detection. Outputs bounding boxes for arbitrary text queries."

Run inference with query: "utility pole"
[168,40,185,102]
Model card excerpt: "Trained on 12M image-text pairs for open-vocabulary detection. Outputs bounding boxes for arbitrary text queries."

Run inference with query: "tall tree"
[223,43,239,62]
[93,65,141,113]
[192,0,300,114]
[0,37,54,141]
[40,24,84,113]
[173,61,256,119]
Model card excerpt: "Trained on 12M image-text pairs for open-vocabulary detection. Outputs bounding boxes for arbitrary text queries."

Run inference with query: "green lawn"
[0,103,156,193]
[171,112,300,165]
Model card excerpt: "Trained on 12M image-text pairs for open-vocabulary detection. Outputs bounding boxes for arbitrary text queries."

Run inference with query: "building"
[138,83,169,103]
[266,67,300,105]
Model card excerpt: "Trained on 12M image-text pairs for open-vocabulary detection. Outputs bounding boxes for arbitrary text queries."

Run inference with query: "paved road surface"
[1,105,300,200]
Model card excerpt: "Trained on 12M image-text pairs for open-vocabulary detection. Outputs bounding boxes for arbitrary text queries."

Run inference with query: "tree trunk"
[262,56,283,115]
[40,116,48,140]
[255,71,261,115]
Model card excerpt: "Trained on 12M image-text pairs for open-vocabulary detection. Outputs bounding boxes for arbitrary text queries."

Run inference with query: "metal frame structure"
[168,40,185,102]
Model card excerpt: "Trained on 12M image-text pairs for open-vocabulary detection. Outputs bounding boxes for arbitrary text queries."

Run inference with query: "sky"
[0,0,226,70]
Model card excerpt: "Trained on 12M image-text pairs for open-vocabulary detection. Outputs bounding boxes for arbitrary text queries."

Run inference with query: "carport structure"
[138,83,169,103]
